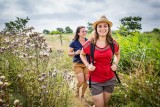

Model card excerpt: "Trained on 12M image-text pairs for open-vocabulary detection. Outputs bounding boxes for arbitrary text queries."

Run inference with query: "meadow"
[0,28,159,107]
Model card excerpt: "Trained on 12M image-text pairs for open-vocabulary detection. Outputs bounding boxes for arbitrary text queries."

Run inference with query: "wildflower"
[14,99,20,106]
[23,53,28,57]
[53,73,57,78]
[41,73,46,77]
[3,82,9,87]
[1,47,5,51]
[0,76,5,81]
[0,81,3,86]
[45,90,49,94]
[39,51,43,56]
[0,99,4,105]
[138,90,142,94]
[125,94,127,98]
[0,93,4,99]
[4,37,10,43]
[38,77,44,82]
[19,56,23,58]
[28,56,34,59]
[41,85,47,89]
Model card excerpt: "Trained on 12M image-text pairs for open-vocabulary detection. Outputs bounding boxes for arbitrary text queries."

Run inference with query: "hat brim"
[92,20,112,28]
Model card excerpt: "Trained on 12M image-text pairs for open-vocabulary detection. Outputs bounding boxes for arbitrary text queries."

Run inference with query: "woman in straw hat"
[68,26,88,99]
[80,15,120,107]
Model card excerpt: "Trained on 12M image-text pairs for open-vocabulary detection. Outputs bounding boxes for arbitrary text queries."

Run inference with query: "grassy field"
[0,30,159,107]
[44,32,160,107]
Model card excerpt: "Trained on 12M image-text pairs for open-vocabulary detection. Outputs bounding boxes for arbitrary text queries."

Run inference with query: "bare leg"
[75,72,85,98]
[81,73,88,98]
[92,93,104,107]
[75,82,82,98]
[81,82,88,98]
[103,92,112,107]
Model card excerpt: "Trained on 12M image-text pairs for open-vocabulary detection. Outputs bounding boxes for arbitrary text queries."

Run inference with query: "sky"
[0,0,160,33]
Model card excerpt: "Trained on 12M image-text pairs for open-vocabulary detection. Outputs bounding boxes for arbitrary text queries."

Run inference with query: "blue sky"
[0,0,160,32]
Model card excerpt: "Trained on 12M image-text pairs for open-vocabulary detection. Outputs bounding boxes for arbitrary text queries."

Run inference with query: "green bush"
[110,32,160,107]
[50,30,61,35]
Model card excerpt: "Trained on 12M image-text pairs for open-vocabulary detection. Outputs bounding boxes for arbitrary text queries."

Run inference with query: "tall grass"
[111,32,160,107]
[0,30,159,107]
[45,33,160,107]
[0,30,74,107]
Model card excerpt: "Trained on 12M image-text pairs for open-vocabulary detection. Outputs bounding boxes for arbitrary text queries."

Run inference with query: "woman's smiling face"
[78,27,87,38]
[97,22,109,37]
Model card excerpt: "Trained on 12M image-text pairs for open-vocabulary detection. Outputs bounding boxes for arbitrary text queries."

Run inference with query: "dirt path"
[72,87,94,107]
[45,36,94,107]
[69,76,94,107]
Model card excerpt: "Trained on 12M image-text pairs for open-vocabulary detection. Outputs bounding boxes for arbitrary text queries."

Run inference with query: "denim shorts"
[89,77,116,96]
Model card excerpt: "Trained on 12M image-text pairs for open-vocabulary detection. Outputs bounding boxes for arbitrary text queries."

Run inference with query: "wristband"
[86,64,89,68]
[113,63,118,67]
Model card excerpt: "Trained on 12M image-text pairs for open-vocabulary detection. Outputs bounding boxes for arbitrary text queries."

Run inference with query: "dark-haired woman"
[68,26,88,99]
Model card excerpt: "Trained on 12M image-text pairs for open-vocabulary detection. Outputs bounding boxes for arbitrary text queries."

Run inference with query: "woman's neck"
[96,36,108,48]
[98,36,106,42]
[79,37,85,41]
[79,37,86,45]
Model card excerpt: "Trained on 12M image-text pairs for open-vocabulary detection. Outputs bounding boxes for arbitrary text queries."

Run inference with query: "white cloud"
[0,0,160,32]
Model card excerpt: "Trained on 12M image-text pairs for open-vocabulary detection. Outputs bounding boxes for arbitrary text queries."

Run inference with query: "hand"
[87,63,96,71]
[111,64,118,71]
[75,50,81,55]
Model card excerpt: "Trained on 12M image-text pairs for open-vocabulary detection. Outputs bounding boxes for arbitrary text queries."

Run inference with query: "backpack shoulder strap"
[89,42,95,88]
[110,42,114,55]
[110,42,121,84]
[109,42,115,64]
[90,42,95,64]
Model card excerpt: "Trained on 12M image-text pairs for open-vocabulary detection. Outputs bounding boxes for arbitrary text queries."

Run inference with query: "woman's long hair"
[92,24,113,44]
[73,26,85,41]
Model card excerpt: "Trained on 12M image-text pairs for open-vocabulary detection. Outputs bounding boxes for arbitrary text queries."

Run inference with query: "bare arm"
[68,47,75,56]
[80,49,96,71]
[111,49,120,71]
[68,47,81,56]
[80,49,89,66]
[114,51,120,66]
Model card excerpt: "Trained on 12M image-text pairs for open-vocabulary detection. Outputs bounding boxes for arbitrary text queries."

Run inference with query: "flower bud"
[0,81,3,86]
[0,99,4,105]
[0,76,5,81]
[14,99,20,106]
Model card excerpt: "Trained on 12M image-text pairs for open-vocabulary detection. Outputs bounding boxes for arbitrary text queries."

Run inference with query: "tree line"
[43,26,73,35]
[2,16,160,36]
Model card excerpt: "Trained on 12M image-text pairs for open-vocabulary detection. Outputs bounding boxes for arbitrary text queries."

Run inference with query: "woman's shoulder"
[83,40,91,49]
[69,39,77,47]
[70,39,78,43]
[113,39,119,46]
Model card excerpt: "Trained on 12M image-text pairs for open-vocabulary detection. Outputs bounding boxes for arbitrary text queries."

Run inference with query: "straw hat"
[92,15,112,28]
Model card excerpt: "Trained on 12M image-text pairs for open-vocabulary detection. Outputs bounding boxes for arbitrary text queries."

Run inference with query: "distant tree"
[50,30,61,35]
[152,28,160,33]
[5,17,30,32]
[118,25,129,37]
[65,26,73,33]
[120,16,142,32]
[118,16,142,36]
[43,29,50,34]
[56,28,65,34]
[87,22,93,33]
